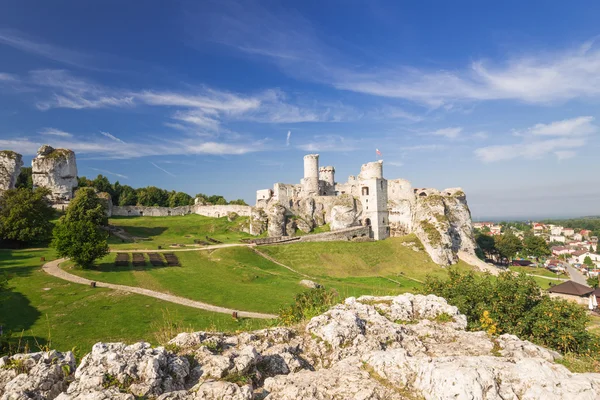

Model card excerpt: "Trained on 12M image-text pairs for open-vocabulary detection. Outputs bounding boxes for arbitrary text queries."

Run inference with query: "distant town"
[474,220,600,278]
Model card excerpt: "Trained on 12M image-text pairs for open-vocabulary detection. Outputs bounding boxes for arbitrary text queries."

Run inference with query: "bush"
[278,288,340,325]
[423,269,595,354]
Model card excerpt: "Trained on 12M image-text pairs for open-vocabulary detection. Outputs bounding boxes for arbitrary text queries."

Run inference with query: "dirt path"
[458,251,501,275]
[42,258,277,319]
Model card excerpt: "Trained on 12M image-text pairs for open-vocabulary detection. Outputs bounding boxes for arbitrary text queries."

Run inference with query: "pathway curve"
[42,258,277,319]
[566,264,589,286]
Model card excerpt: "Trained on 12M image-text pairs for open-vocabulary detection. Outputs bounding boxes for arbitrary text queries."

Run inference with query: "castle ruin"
[256,154,478,265]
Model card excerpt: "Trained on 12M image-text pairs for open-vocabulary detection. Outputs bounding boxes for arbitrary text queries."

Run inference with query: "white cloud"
[431,127,462,139]
[475,116,598,162]
[523,116,597,137]
[473,131,489,140]
[39,127,72,137]
[100,131,126,143]
[286,130,291,146]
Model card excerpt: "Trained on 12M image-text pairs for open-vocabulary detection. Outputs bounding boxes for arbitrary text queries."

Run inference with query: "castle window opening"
[139,211,144,216]
[380,181,383,189]
[419,192,427,197]
[362,187,369,196]
[364,218,371,226]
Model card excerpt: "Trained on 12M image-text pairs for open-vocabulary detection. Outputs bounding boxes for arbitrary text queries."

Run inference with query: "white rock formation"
[2,294,598,399]
[32,145,78,202]
[0,150,23,193]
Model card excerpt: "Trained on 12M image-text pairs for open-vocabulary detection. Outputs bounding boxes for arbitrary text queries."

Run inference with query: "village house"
[551,246,575,256]
[550,226,564,236]
[562,228,575,237]
[548,281,595,306]
[549,235,566,243]
[570,250,600,265]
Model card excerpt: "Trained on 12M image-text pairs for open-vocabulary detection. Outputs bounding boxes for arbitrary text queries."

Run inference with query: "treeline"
[542,217,600,238]
[77,175,248,207]
[475,231,551,263]
[14,169,247,208]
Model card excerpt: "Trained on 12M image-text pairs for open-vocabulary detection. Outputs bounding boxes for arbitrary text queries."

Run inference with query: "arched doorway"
[363,218,371,226]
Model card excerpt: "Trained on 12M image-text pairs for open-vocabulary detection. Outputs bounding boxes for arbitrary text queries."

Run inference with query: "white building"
[550,226,564,236]
[549,235,566,243]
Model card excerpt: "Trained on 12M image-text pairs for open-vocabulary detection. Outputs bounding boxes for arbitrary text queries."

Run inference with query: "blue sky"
[1,0,600,219]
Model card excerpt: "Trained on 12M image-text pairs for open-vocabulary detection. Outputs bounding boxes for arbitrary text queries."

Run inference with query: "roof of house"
[593,288,600,297]
[548,281,594,296]
[572,250,589,257]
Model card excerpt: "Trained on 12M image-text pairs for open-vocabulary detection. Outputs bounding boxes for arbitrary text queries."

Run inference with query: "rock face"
[330,204,360,230]
[32,145,78,202]
[3,294,599,399]
[411,189,477,265]
[0,150,23,193]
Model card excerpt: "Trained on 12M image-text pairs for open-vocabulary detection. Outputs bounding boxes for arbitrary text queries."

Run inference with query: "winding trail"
[42,258,277,319]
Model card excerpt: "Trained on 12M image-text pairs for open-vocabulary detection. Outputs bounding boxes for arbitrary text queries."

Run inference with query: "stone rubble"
[2,294,598,399]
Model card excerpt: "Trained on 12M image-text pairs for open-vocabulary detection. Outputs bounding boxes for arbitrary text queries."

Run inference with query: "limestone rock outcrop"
[0,150,23,194]
[411,189,477,265]
[32,145,78,202]
[266,203,287,237]
[3,294,598,399]
[330,204,361,230]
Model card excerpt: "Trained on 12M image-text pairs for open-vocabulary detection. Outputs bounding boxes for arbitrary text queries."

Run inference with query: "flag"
[376,148,382,156]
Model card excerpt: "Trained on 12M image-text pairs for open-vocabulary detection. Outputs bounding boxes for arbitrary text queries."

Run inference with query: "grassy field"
[510,265,566,279]
[63,246,418,314]
[108,214,254,250]
[259,234,475,282]
[0,249,271,357]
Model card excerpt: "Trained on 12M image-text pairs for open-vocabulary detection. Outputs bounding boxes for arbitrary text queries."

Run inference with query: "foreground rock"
[2,294,598,399]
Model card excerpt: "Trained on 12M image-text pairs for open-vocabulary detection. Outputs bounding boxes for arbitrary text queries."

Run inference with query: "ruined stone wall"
[110,204,252,218]
[32,145,78,202]
[388,179,415,236]
[298,225,369,242]
[0,150,23,193]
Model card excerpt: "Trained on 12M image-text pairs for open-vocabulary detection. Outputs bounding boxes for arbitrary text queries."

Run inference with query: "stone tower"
[319,166,335,196]
[301,154,319,196]
[358,160,389,240]
[0,150,23,194]
[32,145,78,202]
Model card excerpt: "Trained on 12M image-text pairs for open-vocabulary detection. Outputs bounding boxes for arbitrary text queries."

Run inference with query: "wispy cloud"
[431,127,463,139]
[296,135,360,152]
[150,162,176,177]
[0,29,125,72]
[0,72,18,82]
[286,130,291,146]
[475,116,598,162]
[387,161,404,167]
[188,4,600,108]
[89,167,129,179]
[39,127,72,137]
[100,131,126,143]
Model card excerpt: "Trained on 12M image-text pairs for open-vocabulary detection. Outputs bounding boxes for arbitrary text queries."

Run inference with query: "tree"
[423,270,594,354]
[0,188,55,246]
[118,185,137,206]
[495,233,523,263]
[77,176,92,188]
[52,187,109,268]
[137,186,168,207]
[15,167,33,190]
[168,191,193,207]
[92,174,112,196]
[587,276,599,289]
[523,235,551,259]
[229,199,248,206]
[215,197,227,205]
[475,233,496,259]
[583,256,594,268]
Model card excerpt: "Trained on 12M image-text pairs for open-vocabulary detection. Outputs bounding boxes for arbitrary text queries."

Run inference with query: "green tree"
[523,235,551,259]
[423,270,593,353]
[229,199,248,206]
[0,188,55,246]
[168,191,193,207]
[215,197,228,205]
[52,188,109,268]
[77,176,92,188]
[92,174,112,196]
[587,276,599,288]
[475,233,496,259]
[118,186,137,206]
[137,186,168,207]
[495,233,523,263]
[584,256,594,268]
[15,167,33,190]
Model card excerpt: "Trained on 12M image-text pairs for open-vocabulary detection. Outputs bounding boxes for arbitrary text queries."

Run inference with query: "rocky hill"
[0,150,23,194]
[1,294,598,399]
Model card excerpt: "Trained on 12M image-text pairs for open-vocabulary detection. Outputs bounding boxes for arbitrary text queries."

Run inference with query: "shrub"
[278,288,340,325]
[423,269,594,354]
